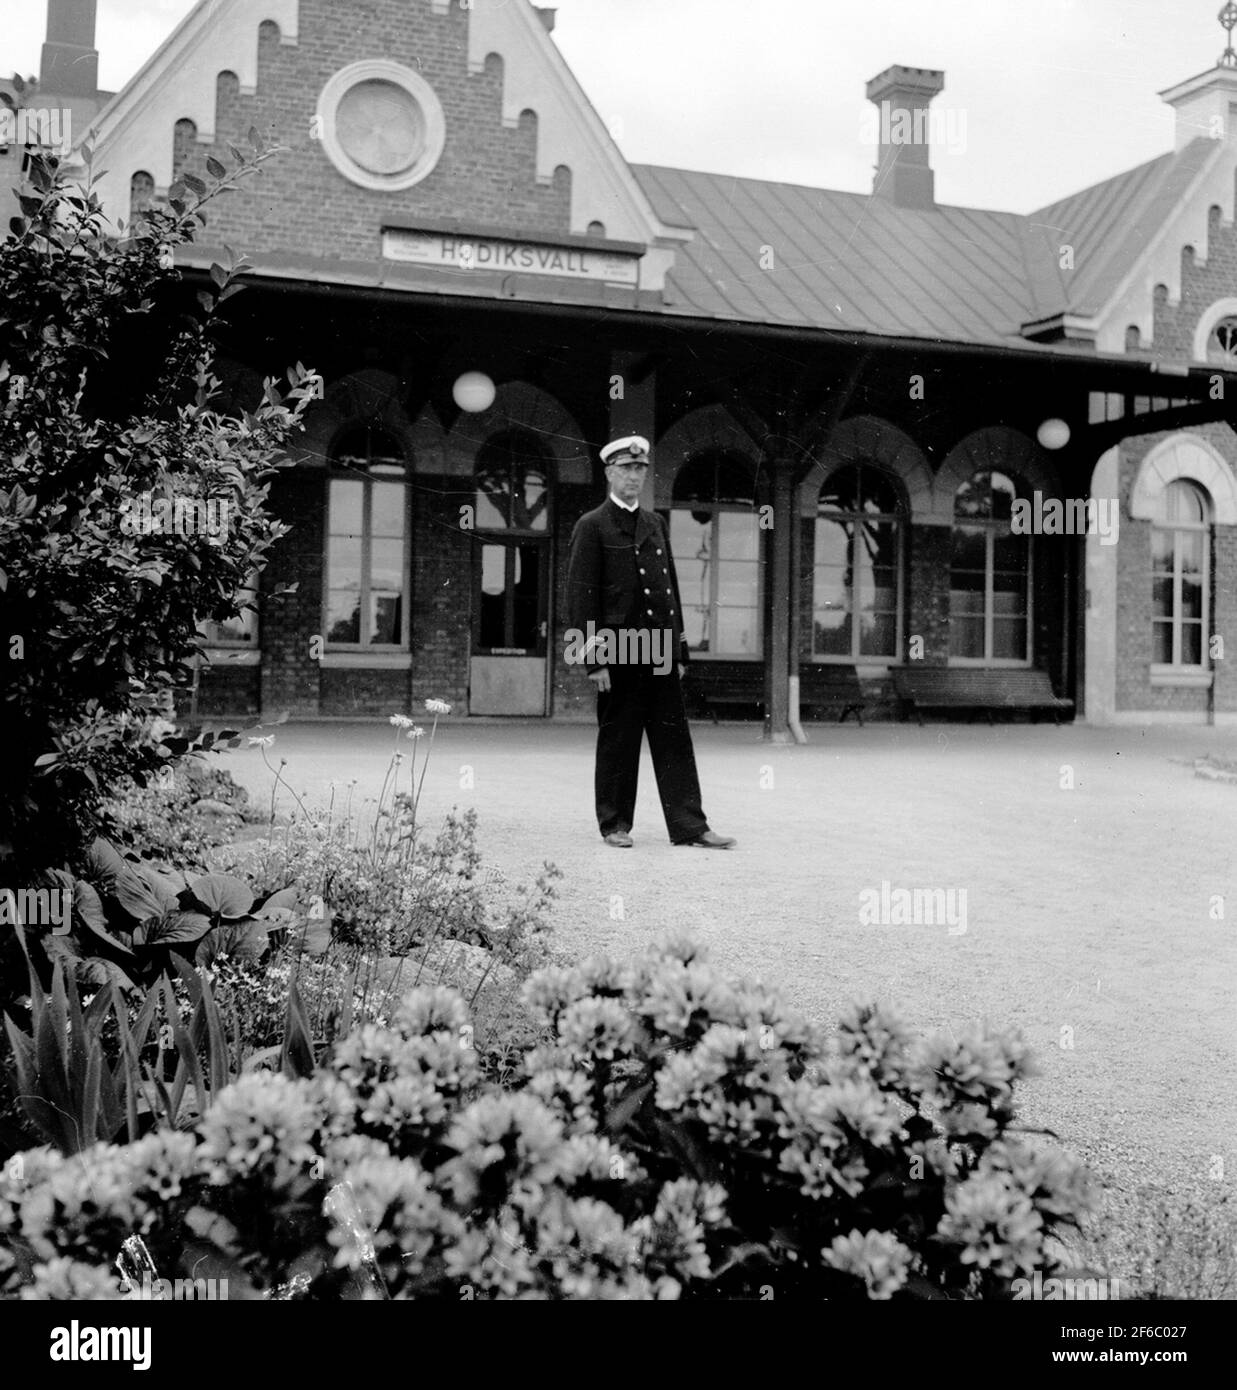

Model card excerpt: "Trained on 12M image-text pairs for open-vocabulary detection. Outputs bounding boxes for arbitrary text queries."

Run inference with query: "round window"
[317,61,446,191]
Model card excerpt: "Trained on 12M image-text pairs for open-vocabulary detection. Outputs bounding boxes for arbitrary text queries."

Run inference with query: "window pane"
[814,559,848,609]
[371,537,404,593]
[859,469,901,517]
[819,465,859,513]
[715,606,760,656]
[371,483,406,537]
[670,510,713,624]
[1181,576,1203,620]
[370,592,402,645]
[815,516,851,567]
[992,588,1026,617]
[327,591,361,644]
[511,544,541,646]
[475,486,507,530]
[1179,531,1203,572]
[859,609,897,657]
[1151,529,1174,568]
[716,560,760,606]
[992,618,1027,660]
[950,616,984,658]
[991,530,1028,571]
[717,511,760,563]
[480,544,505,598]
[329,479,364,536]
[1151,576,1174,619]
[813,560,851,654]
[1152,621,1173,664]
[328,535,362,589]
[951,524,986,570]
[478,544,506,647]
[682,606,710,653]
[1181,622,1202,666]
[515,469,549,531]
[860,518,899,569]
[1165,481,1205,524]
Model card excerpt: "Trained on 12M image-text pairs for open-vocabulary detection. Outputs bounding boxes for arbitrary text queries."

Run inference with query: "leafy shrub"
[101,763,251,871]
[0,139,317,873]
[0,938,1099,1300]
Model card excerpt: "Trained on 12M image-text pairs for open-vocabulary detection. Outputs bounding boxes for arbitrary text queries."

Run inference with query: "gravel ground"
[221,715,1237,1290]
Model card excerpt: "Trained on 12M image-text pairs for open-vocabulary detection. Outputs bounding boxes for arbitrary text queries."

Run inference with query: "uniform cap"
[600,435,650,466]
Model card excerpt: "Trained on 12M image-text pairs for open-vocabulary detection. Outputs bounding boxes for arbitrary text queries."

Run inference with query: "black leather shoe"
[678,831,736,849]
[603,831,634,848]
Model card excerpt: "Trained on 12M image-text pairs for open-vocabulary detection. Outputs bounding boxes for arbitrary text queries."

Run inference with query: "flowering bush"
[0,938,1099,1300]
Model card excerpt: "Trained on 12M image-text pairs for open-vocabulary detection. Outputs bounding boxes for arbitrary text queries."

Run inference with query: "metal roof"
[1029,138,1216,318]
[634,142,1221,346]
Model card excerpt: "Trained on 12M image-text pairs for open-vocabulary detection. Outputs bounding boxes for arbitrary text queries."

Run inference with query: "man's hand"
[590,668,611,693]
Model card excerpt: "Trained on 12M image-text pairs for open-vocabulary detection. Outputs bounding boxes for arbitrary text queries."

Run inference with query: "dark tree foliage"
[0,132,319,873]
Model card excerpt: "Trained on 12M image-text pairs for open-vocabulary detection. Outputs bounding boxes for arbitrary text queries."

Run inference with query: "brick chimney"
[865,65,945,211]
[40,0,99,98]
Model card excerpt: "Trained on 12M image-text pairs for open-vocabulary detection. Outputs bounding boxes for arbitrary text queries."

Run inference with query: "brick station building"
[13,0,1237,729]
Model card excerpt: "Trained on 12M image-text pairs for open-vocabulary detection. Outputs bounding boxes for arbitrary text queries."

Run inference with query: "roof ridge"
[631,161,1032,222]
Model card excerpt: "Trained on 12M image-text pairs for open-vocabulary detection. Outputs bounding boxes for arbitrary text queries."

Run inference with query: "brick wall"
[167,1,572,260]
[259,469,324,715]
[410,472,472,712]
[1149,204,1237,358]
[906,524,951,664]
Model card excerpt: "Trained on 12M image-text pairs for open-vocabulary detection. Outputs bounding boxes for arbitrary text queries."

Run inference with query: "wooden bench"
[684,662,865,725]
[891,667,1074,725]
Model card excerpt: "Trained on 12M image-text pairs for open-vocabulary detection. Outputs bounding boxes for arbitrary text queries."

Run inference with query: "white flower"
[248,735,275,748]
[147,718,177,746]
[424,699,451,716]
[389,715,414,729]
[405,726,424,740]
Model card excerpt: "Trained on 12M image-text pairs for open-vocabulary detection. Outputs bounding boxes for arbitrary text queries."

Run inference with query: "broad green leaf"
[132,911,213,947]
[187,873,253,919]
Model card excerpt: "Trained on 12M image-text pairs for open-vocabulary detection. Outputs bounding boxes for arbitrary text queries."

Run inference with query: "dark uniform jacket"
[566,497,691,672]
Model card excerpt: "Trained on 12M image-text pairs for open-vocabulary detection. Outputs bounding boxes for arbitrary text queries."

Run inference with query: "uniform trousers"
[594,665,709,843]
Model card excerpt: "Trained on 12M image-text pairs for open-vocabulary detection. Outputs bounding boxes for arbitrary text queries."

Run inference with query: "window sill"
[947,659,1034,669]
[1150,668,1212,688]
[321,651,413,670]
[199,648,261,667]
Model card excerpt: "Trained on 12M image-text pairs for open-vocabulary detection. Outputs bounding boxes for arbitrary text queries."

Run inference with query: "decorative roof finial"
[1220,2,1237,67]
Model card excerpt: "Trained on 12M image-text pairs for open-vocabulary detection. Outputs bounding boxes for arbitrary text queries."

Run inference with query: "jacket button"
[644,588,650,594]
[639,568,646,575]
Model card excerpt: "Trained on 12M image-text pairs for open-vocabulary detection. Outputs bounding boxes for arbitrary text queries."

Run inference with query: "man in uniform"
[566,435,736,849]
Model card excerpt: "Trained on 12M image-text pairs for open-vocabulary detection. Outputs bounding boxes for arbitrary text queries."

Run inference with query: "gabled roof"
[1029,137,1220,319]
[635,164,1042,346]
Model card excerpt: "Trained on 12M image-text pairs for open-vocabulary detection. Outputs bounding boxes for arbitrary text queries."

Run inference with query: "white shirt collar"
[609,492,639,513]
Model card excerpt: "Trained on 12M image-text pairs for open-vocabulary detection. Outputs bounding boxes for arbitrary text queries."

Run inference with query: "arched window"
[949,469,1031,663]
[813,462,904,660]
[130,171,155,225]
[1152,480,1209,669]
[1207,316,1237,368]
[325,425,409,646]
[474,429,551,533]
[668,450,762,658]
